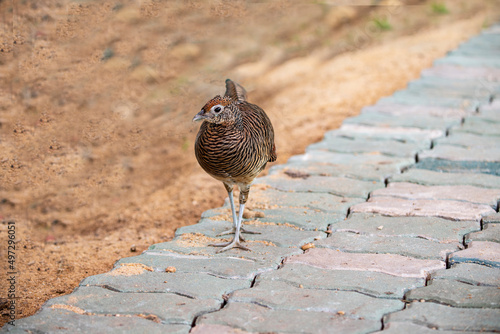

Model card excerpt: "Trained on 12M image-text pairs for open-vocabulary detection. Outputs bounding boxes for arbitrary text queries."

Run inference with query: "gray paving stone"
[190,324,252,334]
[229,280,403,319]
[315,232,459,260]
[406,279,500,308]
[449,241,500,268]
[334,213,479,242]
[466,224,500,243]
[117,253,277,280]
[257,263,425,299]
[432,263,500,286]
[375,322,497,334]
[351,197,495,221]
[451,118,500,137]
[255,174,382,198]
[343,111,462,130]
[0,308,187,334]
[389,169,500,188]
[255,207,344,231]
[307,136,423,158]
[484,212,500,224]
[384,301,500,332]
[338,124,444,142]
[289,150,415,171]
[285,248,444,278]
[148,237,303,259]
[144,244,300,267]
[81,271,252,300]
[378,95,481,112]
[270,161,400,182]
[372,182,500,207]
[418,145,500,162]
[421,64,500,80]
[196,302,381,334]
[173,218,325,248]
[435,132,500,148]
[407,76,500,94]
[41,286,221,325]
[250,187,364,213]
[394,86,491,102]
[361,103,467,118]
[416,158,500,176]
[435,55,500,68]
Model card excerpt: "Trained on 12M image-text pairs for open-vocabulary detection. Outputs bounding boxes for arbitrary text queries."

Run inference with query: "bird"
[193,79,277,252]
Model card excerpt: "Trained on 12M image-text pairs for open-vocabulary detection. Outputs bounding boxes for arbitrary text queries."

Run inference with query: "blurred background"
[1,0,499,324]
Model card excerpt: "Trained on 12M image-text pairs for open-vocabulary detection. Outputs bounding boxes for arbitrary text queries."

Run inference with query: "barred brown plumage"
[193,79,276,252]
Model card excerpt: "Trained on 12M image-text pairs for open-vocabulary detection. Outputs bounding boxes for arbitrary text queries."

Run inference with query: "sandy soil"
[1,0,499,326]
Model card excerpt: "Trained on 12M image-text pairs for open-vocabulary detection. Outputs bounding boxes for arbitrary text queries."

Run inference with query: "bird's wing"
[224,79,247,102]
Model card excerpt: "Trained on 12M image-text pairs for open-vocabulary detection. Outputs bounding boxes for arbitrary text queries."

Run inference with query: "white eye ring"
[211,105,223,113]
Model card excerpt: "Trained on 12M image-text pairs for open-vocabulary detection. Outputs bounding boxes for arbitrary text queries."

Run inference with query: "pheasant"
[193,79,277,252]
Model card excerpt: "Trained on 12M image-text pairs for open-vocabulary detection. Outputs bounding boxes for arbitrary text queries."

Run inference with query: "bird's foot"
[210,239,251,253]
[217,227,261,237]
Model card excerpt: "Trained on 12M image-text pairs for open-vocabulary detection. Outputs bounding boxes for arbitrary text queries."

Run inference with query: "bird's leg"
[211,184,253,253]
[216,187,245,241]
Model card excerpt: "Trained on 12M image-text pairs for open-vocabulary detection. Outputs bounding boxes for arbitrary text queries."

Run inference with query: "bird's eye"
[214,106,221,113]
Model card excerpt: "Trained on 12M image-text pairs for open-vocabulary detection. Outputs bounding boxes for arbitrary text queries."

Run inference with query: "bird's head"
[192,95,237,125]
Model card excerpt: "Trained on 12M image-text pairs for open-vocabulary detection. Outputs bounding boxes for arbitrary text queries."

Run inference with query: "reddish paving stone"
[372,182,500,207]
[449,241,500,268]
[351,197,494,221]
[285,248,444,278]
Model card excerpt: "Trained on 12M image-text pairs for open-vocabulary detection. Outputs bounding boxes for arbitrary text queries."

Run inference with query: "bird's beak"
[192,110,206,122]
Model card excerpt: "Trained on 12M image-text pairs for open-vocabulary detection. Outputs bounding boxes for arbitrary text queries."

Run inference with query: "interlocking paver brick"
[451,118,500,136]
[81,271,252,300]
[351,197,495,221]
[384,302,500,332]
[196,302,381,334]
[416,158,500,176]
[339,124,443,142]
[315,232,459,260]
[270,161,399,182]
[484,212,500,224]
[42,286,221,325]
[406,279,500,308]
[255,174,382,198]
[390,168,500,188]
[435,132,499,148]
[362,102,467,118]
[285,248,444,278]
[418,145,500,162]
[465,224,500,243]
[435,55,500,68]
[117,253,277,280]
[1,308,187,334]
[431,263,500,286]
[449,241,500,268]
[257,263,425,299]
[333,213,479,242]
[422,64,500,80]
[191,324,251,334]
[173,218,325,247]
[307,136,423,158]
[371,182,500,207]
[289,150,415,171]
[375,322,496,334]
[343,110,463,129]
[229,280,403,319]
[250,187,363,212]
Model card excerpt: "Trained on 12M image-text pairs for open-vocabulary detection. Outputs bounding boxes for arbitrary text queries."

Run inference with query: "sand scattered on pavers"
[51,304,86,315]
[245,220,304,230]
[178,233,229,247]
[247,240,277,247]
[136,314,161,323]
[107,263,154,276]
